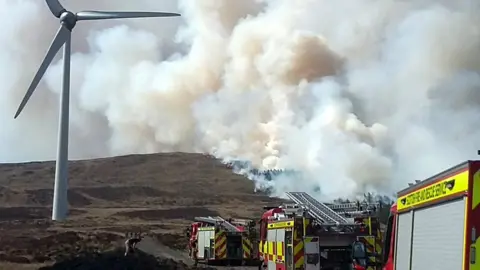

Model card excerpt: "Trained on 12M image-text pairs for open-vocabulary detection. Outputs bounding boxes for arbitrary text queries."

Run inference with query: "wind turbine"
[13,0,181,221]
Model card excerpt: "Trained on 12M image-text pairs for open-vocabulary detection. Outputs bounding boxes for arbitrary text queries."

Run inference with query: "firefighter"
[124,232,142,256]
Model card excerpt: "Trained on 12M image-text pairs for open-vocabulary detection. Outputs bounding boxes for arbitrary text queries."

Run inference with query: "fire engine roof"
[397,160,471,197]
[262,207,283,219]
[390,203,397,213]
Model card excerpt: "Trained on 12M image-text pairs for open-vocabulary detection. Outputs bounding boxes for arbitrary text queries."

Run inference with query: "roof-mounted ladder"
[336,210,375,217]
[285,192,350,224]
[194,216,240,232]
[229,218,254,226]
[327,202,380,212]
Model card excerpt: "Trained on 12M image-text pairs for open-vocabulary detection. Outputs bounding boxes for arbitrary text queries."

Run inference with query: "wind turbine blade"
[76,11,181,21]
[14,25,70,119]
[45,0,66,18]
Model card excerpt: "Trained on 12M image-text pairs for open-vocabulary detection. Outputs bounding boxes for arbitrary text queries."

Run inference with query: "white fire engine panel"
[395,211,413,270]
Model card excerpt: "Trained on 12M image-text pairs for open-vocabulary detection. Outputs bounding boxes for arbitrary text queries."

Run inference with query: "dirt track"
[0,153,282,269]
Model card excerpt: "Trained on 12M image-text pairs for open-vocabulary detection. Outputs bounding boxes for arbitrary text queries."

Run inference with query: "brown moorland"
[0,153,284,269]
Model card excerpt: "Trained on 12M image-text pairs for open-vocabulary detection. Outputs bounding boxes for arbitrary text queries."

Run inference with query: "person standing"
[124,232,142,256]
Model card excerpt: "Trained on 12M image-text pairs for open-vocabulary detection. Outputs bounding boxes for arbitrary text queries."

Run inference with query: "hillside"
[0,153,283,269]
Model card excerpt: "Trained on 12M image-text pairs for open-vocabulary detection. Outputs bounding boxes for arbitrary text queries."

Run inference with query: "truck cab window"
[260,219,267,241]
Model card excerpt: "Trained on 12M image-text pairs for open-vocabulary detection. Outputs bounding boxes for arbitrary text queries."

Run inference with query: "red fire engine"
[186,216,261,266]
[381,160,480,270]
[258,192,383,270]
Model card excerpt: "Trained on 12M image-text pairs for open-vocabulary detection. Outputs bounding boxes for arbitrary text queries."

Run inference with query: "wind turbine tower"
[14,0,181,221]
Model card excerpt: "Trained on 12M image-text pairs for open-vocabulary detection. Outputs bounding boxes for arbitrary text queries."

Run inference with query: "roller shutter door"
[395,211,413,270]
[198,231,206,258]
[411,197,466,270]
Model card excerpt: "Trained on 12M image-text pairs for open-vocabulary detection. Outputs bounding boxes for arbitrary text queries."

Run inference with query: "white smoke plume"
[2,0,480,199]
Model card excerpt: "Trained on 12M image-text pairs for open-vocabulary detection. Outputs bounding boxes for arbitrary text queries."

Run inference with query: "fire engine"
[381,160,480,270]
[186,216,261,266]
[259,191,383,270]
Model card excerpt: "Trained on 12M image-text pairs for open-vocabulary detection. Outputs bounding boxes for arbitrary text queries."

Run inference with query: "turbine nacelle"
[59,11,76,30]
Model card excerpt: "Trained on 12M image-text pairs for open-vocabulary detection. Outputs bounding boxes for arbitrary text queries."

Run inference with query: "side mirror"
[351,241,367,259]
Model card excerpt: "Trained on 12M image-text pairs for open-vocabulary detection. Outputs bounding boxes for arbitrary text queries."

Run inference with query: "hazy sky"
[1,0,480,198]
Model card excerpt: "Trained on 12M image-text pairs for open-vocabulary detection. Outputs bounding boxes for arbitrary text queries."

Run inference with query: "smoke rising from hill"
[1,0,480,198]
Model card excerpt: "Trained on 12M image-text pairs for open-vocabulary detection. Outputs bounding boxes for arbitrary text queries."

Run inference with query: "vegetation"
[333,192,395,224]
[233,165,396,224]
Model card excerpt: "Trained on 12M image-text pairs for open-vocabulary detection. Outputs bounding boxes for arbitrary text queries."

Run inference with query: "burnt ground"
[0,153,283,269]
